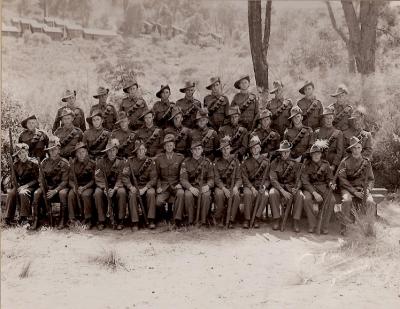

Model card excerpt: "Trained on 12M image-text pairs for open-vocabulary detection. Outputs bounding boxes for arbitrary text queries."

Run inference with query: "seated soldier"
[154,134,185,226]
[90,86,117,131]
[176,81,202,129]
[241,136,270,229]
[18,115,49,161]
[122,140,157,231]
[250,109,280,156]
[94,139,126,230]
[30,137,69,230]
[301,141,337,234]
[191,108,219,161]
[328,84,352,131]
[54,108,83,159]
[4,143,39,226]
[152,85,175,129]
[269,140,304,232]
[135,109,163,158]
[214,136,241,228]
[230,75,259,131]
[53,89,86,132]
[164,106,191,157]
[110,111,136,158]
[296,80,323,130]
[203,77,229,131]
[219,106,249,161]
[83,109,110,159]
[284,106,314,161]
[67,142,96,228]
[338,136,375,236]
[180,141,214,226]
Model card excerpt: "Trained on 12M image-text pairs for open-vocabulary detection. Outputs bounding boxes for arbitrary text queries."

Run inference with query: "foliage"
[185,13,205,44]
[121,1,145,37]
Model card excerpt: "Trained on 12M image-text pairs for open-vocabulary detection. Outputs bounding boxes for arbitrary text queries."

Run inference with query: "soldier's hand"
[232,186,239,196]
[156,187,162,194]
[139,187,147,196]
[354,191,363,199]
[17,184,28,193]
[281,190,292,201]
[251,187,258,196]
[190,186,200,197]
[130,186,138,194]
[47,189,58,199]
[175,184,182,190]
[329,182,337,190]
[78,186,84,195]
[108,188,115,197]
[201,185,209,193]
[223,187,230,198]
[19,187,31,197]
[313,192,323,203]
[259,186,265,194]
[330,165,336,172]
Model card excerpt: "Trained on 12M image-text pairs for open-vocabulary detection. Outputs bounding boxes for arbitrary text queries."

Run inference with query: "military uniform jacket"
[301,159,333,194]
[251,127,280,154]
[180,157,214,189]
[152,100,175,129]
[110,128,136,158]
[241,154,270,189]
[54,125,83,158]
[297,97,323,130]
[18,129,49,160]
[90,103,117,131]
[338,156,374,194]
[329,102,353,131]
[343,128,373,160]
[203,94,229,130]
[176,97,202,129]
[155,152,185,191]
[14,158,39,187]
[52,105,86,132]
[122,156,157,189]
[231,92,259,130]
[191,127,219,160]
[218,124,248,159]
[270,157,300,192]
[164,125,191,156]
[266,97,293,136]
[120,96,148,130]
[69,157,96,188]
[284,125,314,159]
[40,157,69,190]
[135,125,163,158]
[315,126,343,167]
[95,157,124,189]
[83,127,110,158]
[214,156,242,189]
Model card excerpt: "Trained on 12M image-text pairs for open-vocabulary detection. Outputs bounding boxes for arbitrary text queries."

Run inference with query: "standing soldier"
[4,143,39,226]
[94,139,127,230]
[180,141,214,226]
[231,75,259,131]
[314,106,343,170]
[110,111,137,158]
[90,86,117,131]
[301,142,336,234]
[269,140,304,232]
[164,106,191,156]
[123,140,157,230]
[153,85,175,129]
[203,77,229,131]
[54,108,83,159]
[328,84,353,131]
[296,81,323,130]
[241,136,270,229]
[154,134,185,225]
[52,89,86,132]
[30,137,70,230]
[67,142,96,228]
[135,109,163,158]
[219,106,249,161]
[250,109,281,156]
[191,108,219,161]
[176,81,202,129]
[120,78,148,130]
[343,106,373,160]
[18,115,49,161]
[338,136,375,235]
[266,81,293,136]
[83,109,110,159]
[213,137,242,228]
[284,106,314,161]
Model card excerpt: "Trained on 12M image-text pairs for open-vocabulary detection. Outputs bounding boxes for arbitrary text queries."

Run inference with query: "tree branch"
[326,1,349,44]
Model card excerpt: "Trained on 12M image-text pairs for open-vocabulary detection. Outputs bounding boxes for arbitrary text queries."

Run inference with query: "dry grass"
[89,249,127,272]
[18,261,32,279]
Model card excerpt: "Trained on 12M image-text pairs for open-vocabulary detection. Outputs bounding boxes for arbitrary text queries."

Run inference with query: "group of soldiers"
[4,76,376,235]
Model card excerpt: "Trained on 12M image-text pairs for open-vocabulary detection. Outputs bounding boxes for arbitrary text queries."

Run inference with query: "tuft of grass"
[351,203,377,238]
[90,249,127,271]
[19,261,32,279]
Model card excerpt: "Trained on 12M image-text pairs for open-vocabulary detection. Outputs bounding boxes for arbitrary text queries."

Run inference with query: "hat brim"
[249,142,261,149]
[72,145,87,153]
[93,89,109,98]
[288,111,302,120]
[330,91,344,97]
[21,116,37,129]
[44,145,60,151]
[61,112,75,118]
[86,112,103,123]
[234,76,250,89]
[163,139,175,145]
[276,147,292,152]
[299,82,314,95]
[346,141,361,151]
[169,111,182,121]
[217,143,231,151]
[123,84,137,93]
[139,110,154,120]
[269,87,279,94]
[61,91,76,102]
[101,145,118,153]
[115,117,129,125]
[179,85,195,93]
[156,86,170,98]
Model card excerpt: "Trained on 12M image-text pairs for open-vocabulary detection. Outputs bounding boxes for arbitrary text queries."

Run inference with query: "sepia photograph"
[1,0,400,308]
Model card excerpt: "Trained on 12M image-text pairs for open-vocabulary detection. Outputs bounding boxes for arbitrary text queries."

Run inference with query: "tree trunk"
[346,44,356,73]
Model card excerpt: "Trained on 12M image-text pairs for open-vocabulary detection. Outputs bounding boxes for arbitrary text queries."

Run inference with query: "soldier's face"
[164,141,175,153]
[185,87,195,98]
[76,148,88,162]
[107,147,118,160]
[311,151,322,162]
[304,85,314,96]
[239,79,249,90]
[62,115,74,126]
[26,119,37,131]
[222,145,231,157]
[161,89,170,100]
[292,114,303,125]
[230,114,239,126]
[197,118,208,128]
[17,149,28,162]
[281,150,290,160]
[120,119,129,130]
[351,143,362,156]
[192,145,203,158]
[66,96,76,105]
[98,93,108,103]
[323,114,334,127]
[212,82,221,94]
[128,85,138,95]
[49,147,60,158]
[337,93,346,103]
[136,144,147,158]
[261,117,271,128]
[92,116,103,129]
[352,117,363,129]
[173,114,183,126]
[250,144,261,156]
[144,113,154,126]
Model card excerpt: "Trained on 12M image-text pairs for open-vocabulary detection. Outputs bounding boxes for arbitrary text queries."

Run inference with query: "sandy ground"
[1,203,400,309]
